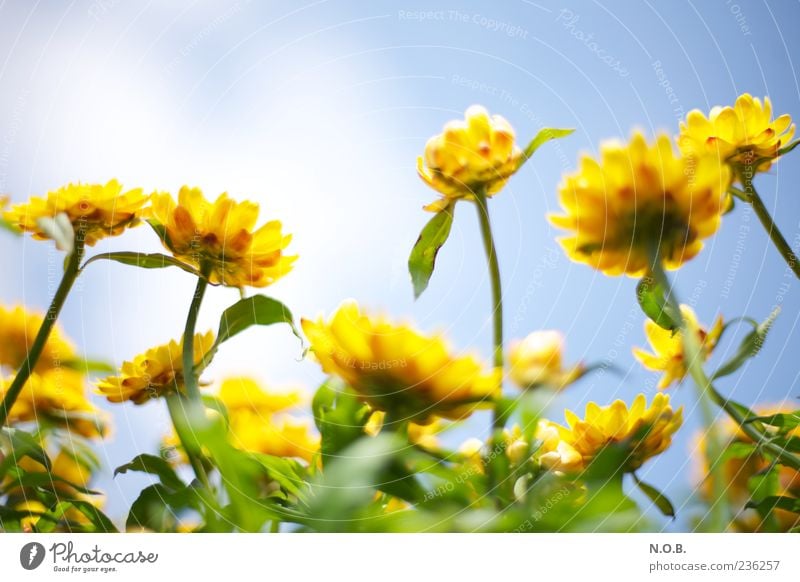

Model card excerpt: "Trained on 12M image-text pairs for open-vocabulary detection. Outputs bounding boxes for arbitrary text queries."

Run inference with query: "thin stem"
[741,175,800,279]
[0,235,84,426]
[649,261,728,528]
[473,189,504,432]
[169,264,212,491]
[182,266,210,402]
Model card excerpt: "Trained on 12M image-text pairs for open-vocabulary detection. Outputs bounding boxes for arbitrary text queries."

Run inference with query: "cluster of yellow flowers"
[4,180,296,289]
[1,92,795,531]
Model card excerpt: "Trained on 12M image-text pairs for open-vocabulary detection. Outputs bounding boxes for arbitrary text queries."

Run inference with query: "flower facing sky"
[301,300,499,424]
[536,393,683,473]
[550,132,730,276]
[96,331,215,404]
[148,186,296,288]
[633,305,723,390]
[678,94,796,175]
[417,105,522,212]
[4,180,148,246]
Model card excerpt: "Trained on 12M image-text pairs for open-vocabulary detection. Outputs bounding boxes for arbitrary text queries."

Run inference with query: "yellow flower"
[536,393,683,473]
[164,377,319,462]
[365,410,446,450]
[220,377,318,462]
[633,305,723,390]
[4,179,147,246]
[678,94,796,175]
[96,331,215,404]
[0,371,107,438]
[148,186,296,288]
[504,425,530,465]
[696,405,800,532]
[418,105,522,212]
[550,132,730,277]
[508,330,583,390]
[301,300,499,423]
[0,305,77,374]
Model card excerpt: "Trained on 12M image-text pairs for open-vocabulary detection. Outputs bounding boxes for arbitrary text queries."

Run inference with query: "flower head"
[96,331,215,404]
[536,393,683,473]
[301,300,499,423]
[149,187,296,288]
[4,180,147,246]
[550,132,730,276]
[1,371,107,438]
[633,305,723,390]
[164,377,319,462]
[508,330,583,390]
[678,94,796,175]
[418,105,522,212]
[696,404,800,532]
[0,305,77,374]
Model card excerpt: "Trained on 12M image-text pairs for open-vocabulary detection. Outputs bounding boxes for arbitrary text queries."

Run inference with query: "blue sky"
[1,0,798,529]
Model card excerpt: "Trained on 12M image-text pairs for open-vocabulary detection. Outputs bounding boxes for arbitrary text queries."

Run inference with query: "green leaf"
[746,410,800,432]
[633,474,675,518]
[126,483,195,532]
[216,295,300,346]
[114,454,185,491]
[0,427,51,477]
[408,207,454,299]
[252,454,308,501]
[746,495,800,515]
[50,500,119,533]
[748,466,780,504]
[636,277,679,331]
[712,308,779,380]
[312,379,371,467]
[81,252,201,277]
[61,357,115,374]
[521,128,575,162]
[2,467,100,496]
[778,139,800,157]
[0,215,21,235]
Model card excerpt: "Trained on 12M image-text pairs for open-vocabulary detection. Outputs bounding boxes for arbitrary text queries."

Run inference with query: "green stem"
[649,261,727,529]
[166,395,212,491]
[473,189,504,432]
[0,235,84,426]
[741,176,800,279]
[182,266,210,402]
[170,264,212,491]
